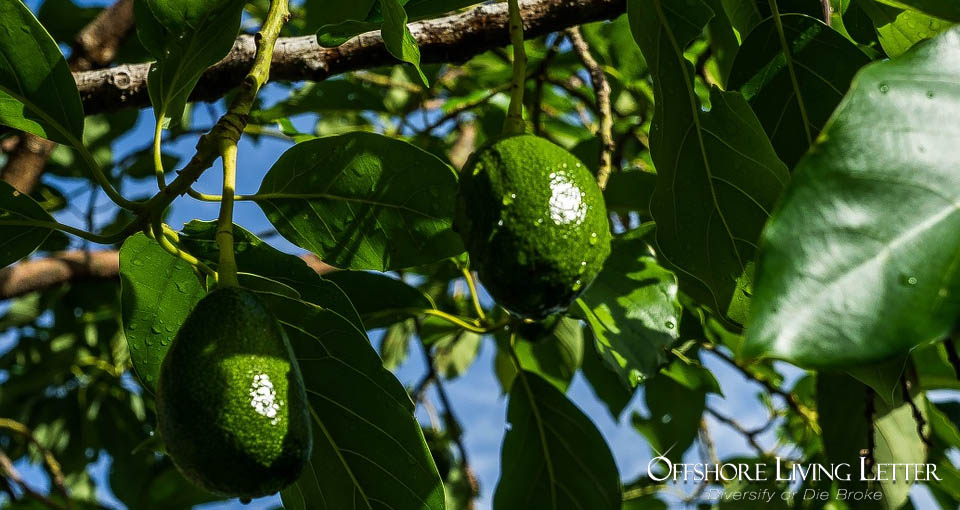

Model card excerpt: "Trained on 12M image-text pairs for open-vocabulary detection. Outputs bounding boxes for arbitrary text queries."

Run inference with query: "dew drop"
[572,279,583,291]
[151,325,162,334]
[665,320,676,329]
[588,232,599,246]
[907,276,918,286]
[132,259,145,266]
[128,323,138,330]
[879,83,889,94]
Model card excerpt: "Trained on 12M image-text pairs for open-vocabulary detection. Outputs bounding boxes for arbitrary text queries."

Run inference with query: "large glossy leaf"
[628,0,790,325]
[256,132,464,271]
[729,14,871,168]
[573,234,681,388]
[135,0,244,124]
[0,0,84,145]
[119,233,206,391]
[176,220,362,330]
[259,294,445,510]
[744,27,960,368]
[0,181,55,269]
[493,370,621,510]
[859,0,952,57]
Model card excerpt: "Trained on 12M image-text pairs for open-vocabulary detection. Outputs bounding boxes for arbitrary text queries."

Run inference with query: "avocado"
[455,134,611,318]
[156,287,312,498]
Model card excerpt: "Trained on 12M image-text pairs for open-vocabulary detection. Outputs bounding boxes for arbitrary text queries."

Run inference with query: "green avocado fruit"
[156,287,312,498]
[455,134,612,318]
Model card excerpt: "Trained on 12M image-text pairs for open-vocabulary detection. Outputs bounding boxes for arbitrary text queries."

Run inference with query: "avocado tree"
[1,0,960,508]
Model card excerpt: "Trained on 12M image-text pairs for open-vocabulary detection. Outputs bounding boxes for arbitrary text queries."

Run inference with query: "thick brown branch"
[76,0,626,115]
[0,250,334,300]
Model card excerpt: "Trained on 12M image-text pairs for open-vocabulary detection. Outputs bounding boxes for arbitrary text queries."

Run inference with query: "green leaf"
[494,319,585,393]
[602,170,655,215]
[628,0,790,325]
[135,0,245,125]
[323,270,433,328]
[572,234,681,388]
[433,330,482,379]
[380,0,429,86]
[0,181,55,269]
[913,343,960,390]
[119,233,206,391]
[256,132,464,271]
[0,0,85,145]
[817,373,928,510]
[728,14,871,168]
[580,330,635,419]
[721,0,764,37]
[632,360,708,462]
[176,220,363,330]
[744,27,960,368]
[493,371,621,510]
[258,294,445,510]
[875,0,960,22]
[859,0,953,57]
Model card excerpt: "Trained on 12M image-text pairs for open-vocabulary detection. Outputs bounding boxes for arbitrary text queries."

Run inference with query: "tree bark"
[76,0,626,115]
[0,251,334,300]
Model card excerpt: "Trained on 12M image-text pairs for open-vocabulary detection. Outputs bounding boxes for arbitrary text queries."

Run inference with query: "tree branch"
[566,26,615,190]
[0,250,334,301]
[75,0,626,116]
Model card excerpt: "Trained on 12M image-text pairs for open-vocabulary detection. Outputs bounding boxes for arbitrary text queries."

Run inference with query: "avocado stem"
[460,267,487,321]
[502,0,527,136]
[216,141,240,288]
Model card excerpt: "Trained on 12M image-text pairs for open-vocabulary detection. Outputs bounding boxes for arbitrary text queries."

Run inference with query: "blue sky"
[1,0,954,509]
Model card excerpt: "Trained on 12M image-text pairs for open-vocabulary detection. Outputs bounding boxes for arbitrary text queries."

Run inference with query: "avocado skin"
[157,287,312,498]
[455,135,611,319]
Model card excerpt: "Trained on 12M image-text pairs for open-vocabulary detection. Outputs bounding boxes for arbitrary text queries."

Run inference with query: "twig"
[702,344,820,434]
[945,338,960,381]
[0,420,69,508]
[899,374,932,449]
[705,407,769,457]
[820,0,832,26]
[566,26,614,190]
[412,319,478,504]
[862,386,876,477]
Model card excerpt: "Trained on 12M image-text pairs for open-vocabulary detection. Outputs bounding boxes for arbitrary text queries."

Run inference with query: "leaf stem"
[502,0,527,136]
[0,218,129,244]
[76,142,143,211]
[153,121,167,191]
[216,142,240,287]
[460,267,486,321]
[148,224,218,280]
